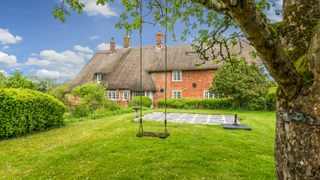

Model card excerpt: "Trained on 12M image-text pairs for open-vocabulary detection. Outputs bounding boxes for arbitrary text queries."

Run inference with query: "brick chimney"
[110,38,115,54]
[124,34,130,48]
[156,31,163,48]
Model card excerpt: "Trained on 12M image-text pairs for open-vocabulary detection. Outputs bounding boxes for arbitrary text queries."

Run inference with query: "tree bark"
[190,0,320,178]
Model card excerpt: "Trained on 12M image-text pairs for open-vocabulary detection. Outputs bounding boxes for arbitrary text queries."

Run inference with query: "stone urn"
[131,106,141,123]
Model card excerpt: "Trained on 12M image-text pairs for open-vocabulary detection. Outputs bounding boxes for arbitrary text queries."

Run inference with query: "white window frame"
[172,71,182,82]
[203,90,224,99]
[172,90,182,99]
[123,91,129,101]
[97,73,102,84]
[107,91,120,100]
[203,90,214,99]
[132,91,146,98]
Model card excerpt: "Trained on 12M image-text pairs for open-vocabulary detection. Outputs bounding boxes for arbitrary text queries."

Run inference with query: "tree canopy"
[1,70,38,90]
[210,53,271,108]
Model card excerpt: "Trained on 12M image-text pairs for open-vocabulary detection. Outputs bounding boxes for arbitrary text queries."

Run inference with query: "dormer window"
[97,73,102,84]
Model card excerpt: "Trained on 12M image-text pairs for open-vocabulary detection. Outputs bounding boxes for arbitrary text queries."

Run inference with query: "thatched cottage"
[69,31,261,108]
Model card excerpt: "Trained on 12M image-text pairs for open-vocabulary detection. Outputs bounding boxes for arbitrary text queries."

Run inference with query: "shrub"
[129,96,152,108]
[0,88,66,139]
[72,100,91,118]
[266,86,277,111]
[105,100,121,111]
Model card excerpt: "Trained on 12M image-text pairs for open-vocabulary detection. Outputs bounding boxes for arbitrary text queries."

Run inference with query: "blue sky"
[0,0,282,82]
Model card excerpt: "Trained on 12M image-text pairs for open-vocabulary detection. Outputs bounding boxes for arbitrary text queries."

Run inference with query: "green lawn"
[0,109,276,179]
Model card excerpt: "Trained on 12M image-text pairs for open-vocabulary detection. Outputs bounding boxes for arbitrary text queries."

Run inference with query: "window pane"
[177,72,181,80]
[178,91,181,99]
[124,92,127,100]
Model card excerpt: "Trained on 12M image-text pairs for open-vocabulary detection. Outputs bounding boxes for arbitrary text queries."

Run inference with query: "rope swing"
[136,0,170,139]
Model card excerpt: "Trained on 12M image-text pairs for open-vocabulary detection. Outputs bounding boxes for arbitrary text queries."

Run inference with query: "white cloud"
[74,45,93,53]
[0,70,8,77]
[97,43,123,50]
[276,0,283,7]
[0,51,19,67]
[86,54,93,59]
[2,45,9,50]
[266,0,283,22]
[25,50,85,68]
[39,50,85,66]
[80,0,118,18]
[90,35,99,40]
[0,29,22,44]
[25,57,59,68]
[36,69,75,79]
[11,67,21,71]
[30,53,37,56]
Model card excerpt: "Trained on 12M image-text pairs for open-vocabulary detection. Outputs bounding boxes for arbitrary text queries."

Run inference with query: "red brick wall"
[151,70,216,107]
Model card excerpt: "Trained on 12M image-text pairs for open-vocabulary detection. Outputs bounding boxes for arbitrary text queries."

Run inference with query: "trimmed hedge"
[129,96,152,108]
[157,87,278,111]
[158,98,235,110]
[0,88,66,138]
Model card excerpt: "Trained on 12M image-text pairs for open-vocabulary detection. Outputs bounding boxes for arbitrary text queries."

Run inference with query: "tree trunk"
[190,0,320,178]
[274,23,320,180]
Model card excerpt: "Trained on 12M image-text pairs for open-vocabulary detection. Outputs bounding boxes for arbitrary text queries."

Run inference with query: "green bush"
[129,96,152,108]
[158,98,235,110]
[266,87,277,111]
[157,92,276,111]
[72,100,91,118]
[0,88,66,139]
[105,100,121,111]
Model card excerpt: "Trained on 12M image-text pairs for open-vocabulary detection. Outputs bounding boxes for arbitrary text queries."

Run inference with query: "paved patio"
[141,112,240,125]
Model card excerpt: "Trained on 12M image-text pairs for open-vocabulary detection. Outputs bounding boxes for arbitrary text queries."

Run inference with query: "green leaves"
[211,55,270,108]
[0,88,66,139]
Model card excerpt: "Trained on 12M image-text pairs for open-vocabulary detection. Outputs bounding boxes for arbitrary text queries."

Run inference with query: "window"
[172,71,182,82]
[107,91,119,100]
[123,91,129,101]
[172,91,181,99]
[97,73,102,83]
[132,91,146,98]
[204,90,224,99]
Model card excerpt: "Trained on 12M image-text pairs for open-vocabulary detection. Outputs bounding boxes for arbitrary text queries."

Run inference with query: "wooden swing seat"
[136,132,170,139]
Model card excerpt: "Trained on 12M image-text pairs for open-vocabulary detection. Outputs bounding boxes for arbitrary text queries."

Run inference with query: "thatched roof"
[69,41,261,91]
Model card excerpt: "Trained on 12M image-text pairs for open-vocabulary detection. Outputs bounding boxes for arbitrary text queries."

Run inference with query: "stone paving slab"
[140,112,241,125]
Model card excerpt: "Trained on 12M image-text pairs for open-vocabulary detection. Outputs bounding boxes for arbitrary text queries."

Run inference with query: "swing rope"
[138,0,143,134]
[136,0,169,138]
[164,0,168,134]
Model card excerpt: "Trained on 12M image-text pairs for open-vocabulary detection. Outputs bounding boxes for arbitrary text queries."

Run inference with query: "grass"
[0,108,276,179]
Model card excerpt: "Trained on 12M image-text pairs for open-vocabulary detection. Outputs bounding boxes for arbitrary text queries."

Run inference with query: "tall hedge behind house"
[0,88,66,138]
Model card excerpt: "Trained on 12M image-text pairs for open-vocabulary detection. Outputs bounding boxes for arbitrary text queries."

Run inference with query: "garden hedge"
[129,96,153,108]
[0,88,66,138]
[157,87,278,111]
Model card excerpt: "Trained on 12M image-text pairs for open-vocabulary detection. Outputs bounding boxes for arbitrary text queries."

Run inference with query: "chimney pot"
[124,34,130,48]
[110,38,115,54]
[156,31,163,48]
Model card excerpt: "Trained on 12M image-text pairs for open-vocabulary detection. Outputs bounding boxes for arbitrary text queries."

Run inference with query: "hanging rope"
[139,0,143,134]
[164,0,168,134]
